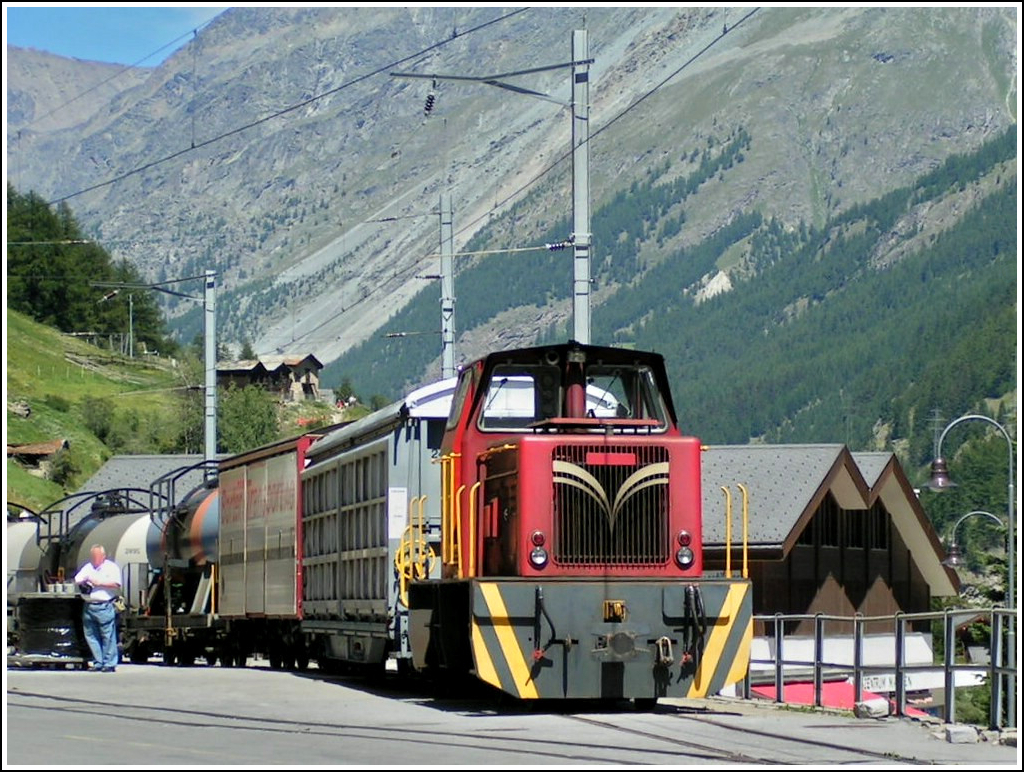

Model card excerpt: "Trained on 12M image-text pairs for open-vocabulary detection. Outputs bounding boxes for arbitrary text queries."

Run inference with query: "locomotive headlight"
[676,530,692,547]
[529,546,549,569]
[531,530,546,546]
[675,546,695,568]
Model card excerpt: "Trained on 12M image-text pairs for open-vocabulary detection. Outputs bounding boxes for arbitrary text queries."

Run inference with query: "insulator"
[424,93,436,115]
[546,241,568,251]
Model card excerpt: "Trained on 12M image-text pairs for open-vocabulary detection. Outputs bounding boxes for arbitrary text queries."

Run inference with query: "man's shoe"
[101,667,116,672]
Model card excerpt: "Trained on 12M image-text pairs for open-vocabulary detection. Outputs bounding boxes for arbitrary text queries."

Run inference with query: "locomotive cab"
[439,341,703,580]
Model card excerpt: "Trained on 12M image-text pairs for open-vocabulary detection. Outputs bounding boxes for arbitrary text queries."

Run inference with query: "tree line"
[6,184,177,356]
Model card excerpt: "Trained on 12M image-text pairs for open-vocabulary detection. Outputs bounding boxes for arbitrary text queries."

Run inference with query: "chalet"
[701,444,964,708]
[216,354,323,402]
[701,444,958,630]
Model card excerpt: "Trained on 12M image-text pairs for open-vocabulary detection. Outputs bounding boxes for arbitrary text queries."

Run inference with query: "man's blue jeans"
[82,601,118,670]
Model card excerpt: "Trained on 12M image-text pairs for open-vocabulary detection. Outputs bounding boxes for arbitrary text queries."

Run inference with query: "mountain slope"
[6,6,1018,463]
[7,8,1015,356]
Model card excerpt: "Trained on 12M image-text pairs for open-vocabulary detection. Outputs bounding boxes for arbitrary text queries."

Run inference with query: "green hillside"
[5,309,186,511]
[5,309,356,513]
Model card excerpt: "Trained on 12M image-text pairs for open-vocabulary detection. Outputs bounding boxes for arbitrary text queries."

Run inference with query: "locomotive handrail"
[737,483,750,580]
[721,486,733,578]
[394,496,434,607]
[468,481,481,578]
[453,484,466,578]
[720,484,751,579]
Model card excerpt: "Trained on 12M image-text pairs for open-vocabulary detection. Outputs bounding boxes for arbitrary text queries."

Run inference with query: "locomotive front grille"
[551,444,669,566]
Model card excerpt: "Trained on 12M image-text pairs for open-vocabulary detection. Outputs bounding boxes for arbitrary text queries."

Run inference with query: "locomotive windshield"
[478,361,668,431]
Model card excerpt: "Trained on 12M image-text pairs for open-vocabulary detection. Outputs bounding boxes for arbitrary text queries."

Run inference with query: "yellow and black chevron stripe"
[468,579,752,700]
[686,581,753,698]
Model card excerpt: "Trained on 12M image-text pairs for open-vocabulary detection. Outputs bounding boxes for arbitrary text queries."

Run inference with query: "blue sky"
[5,5,229,66]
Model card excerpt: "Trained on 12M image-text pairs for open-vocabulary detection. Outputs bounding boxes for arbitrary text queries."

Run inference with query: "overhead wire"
[20,8,750,353]
[46,8,530,206]
[15,14,222,134]
[280,11,758,352]
[448,7,762,243]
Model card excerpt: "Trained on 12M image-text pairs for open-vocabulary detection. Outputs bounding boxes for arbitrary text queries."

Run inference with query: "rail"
[742,608,1016,729]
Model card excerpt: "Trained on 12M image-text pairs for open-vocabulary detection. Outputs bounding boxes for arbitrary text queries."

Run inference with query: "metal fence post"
[774,613,784,704]
[990,611,1004,730]
[814,614,824,708]
[943,608,955,724]
[853,614,863,705]
[894,612,906,717]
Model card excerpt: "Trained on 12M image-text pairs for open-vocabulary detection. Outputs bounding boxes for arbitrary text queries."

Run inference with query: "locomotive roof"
[474,340,667,369]
[472,341,679,425]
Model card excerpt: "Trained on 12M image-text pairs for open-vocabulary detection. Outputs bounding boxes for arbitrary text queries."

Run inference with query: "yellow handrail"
[394,494,434,607]
[737,483,750,580]
[720,485,733,579]
[438,455,450,565]
[468,481,481,578]
[415,494,428,578]
[453,484,466,578]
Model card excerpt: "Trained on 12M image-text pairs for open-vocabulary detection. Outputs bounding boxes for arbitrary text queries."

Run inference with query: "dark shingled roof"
[76,455,211,496]
[701,444,957,596]
[701,444,857,545]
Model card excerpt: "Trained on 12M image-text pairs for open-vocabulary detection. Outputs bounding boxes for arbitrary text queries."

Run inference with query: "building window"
[846,508,866,549]
[819,496,840,547]
[868,503,889,550]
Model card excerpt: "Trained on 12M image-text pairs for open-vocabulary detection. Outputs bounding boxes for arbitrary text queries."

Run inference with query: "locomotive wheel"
[128,643,150,665]
[295,653,309,672]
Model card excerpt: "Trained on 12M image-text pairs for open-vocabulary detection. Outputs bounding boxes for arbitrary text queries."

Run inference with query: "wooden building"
[701,444,959,635]
[217,354,323,402]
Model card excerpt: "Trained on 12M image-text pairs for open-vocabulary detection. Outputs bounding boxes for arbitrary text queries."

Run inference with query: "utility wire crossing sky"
[4,5,227,66]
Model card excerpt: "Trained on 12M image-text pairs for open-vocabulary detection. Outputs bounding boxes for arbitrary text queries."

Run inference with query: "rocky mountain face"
[6,7,1018,381]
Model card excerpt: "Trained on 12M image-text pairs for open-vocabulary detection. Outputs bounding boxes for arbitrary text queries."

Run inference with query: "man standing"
[74,544,122,672]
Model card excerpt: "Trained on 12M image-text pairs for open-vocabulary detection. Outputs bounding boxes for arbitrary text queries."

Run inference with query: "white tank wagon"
[7,515,46,595]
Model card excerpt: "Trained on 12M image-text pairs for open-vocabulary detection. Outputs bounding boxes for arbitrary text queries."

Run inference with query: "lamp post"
[928,414,1015,727]
[942,510,1006,569]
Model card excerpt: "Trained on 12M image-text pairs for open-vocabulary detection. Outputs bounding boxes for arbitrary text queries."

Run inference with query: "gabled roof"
[701,444,958,596]
[217,359,267,374]
[217,354,323,372]
[7,439,68,457]
[257,354,323,371]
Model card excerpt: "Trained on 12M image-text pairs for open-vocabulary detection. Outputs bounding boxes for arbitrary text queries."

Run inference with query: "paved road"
[5,661,1020,767]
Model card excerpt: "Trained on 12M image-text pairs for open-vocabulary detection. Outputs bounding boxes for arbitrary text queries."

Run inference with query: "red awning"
[751,681,930,717]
